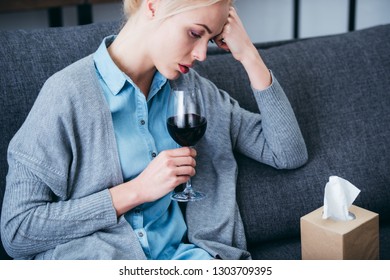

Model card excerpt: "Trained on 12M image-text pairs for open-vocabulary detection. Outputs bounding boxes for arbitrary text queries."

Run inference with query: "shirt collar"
[148,71,168,102]
[94,35,168,99]
[94,35,126,96]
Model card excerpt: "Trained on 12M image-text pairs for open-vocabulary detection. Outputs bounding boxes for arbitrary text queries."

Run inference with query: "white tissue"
[322,176,361,221]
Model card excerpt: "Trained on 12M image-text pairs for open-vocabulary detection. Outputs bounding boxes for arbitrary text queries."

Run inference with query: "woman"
[1,0,307,260]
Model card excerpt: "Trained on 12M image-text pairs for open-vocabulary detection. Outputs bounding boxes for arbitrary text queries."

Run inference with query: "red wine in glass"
[167,114,207,147]
[166,87,207,202]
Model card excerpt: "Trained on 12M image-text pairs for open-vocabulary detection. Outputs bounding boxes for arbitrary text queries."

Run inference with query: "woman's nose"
[192,42,208,62]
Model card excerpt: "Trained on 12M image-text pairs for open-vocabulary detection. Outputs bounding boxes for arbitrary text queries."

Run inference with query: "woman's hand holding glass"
[132,147,197,202]
[109,147,197,216]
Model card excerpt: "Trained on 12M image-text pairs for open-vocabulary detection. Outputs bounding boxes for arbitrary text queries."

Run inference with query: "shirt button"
[138,232,144,238]
[151,152,157,158]
[140,119,145,125]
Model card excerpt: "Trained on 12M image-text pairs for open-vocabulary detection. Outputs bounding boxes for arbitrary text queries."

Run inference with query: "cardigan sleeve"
[1,66,120,259]
[1,159,118,259]
[230,71,308,169]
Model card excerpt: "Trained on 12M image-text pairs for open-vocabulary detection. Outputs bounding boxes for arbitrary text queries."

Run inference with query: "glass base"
[171,190,206,202]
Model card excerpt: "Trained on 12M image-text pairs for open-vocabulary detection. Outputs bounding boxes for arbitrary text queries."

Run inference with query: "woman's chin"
[165,71,182,81]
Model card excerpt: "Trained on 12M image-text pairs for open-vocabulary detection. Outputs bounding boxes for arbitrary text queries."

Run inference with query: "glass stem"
[183,145,195,196]
[183,178,195,196]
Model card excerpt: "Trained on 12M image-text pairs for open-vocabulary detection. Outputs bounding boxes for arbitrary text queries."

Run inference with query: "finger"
[229,6,237,16]
[215,34,229,51]
[174,156,196,167]
[217,41,230,52]
[163,156,195,169]
[164,147,197,157]
[175,165,196,177]
[174,175,191,186]
[159,153,196,174]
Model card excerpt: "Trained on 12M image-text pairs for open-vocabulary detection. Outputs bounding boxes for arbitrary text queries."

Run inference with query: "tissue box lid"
[301,205,378,235]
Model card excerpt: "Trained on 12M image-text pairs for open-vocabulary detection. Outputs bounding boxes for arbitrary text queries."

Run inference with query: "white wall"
[356,0,390,29]
[235,0,294,42]
[0,0,389,43]
[299,0,350,38]
[234,0,390,41]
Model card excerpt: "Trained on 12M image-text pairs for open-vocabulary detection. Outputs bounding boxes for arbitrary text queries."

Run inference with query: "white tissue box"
[300,205,379,259]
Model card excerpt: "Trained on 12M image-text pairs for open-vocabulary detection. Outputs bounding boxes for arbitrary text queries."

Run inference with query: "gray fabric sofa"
[1,21,389,260]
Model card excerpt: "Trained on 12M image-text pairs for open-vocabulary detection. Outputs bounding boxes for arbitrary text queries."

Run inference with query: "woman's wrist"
[109,179,145,217]
[240,49,272,91]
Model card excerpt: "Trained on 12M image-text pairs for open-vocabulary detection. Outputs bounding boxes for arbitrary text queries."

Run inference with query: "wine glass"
[166,86,207,202]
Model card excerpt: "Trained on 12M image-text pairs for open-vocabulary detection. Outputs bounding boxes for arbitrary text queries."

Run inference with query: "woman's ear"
[145,0,160,18]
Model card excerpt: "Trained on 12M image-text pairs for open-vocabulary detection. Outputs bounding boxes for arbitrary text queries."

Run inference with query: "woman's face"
[148,1,230,80]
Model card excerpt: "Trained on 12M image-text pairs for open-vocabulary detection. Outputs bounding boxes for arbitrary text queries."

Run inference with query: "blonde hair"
[123,0,233,20]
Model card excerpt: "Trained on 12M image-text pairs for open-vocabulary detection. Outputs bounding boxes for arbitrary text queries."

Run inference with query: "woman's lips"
[178,64,191,74]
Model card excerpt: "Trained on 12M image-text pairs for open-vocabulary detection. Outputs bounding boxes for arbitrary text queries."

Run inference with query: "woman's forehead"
[171,2,229,32]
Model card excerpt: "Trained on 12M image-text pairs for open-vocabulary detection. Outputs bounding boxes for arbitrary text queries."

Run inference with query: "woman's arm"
[2,146,196,258]
[215,7,308,169]
[229,75,308,169]
[1,158,118,259]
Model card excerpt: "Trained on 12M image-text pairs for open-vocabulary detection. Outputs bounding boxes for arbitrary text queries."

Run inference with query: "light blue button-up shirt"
[93,36,212,260]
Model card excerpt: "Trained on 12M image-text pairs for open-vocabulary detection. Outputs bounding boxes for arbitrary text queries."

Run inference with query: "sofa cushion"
[195,24,390,246]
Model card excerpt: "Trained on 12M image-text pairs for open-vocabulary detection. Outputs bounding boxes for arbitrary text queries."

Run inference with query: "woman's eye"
[190,31,201,39]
